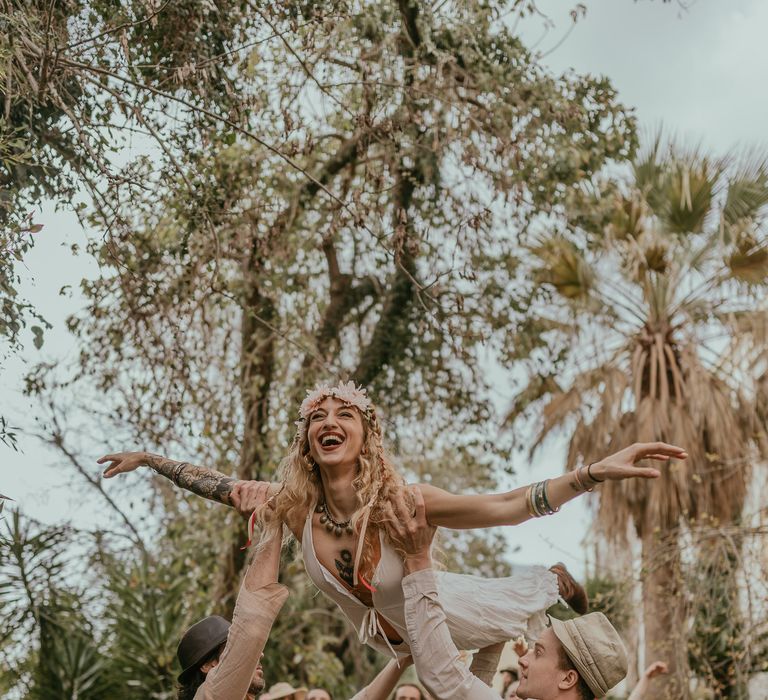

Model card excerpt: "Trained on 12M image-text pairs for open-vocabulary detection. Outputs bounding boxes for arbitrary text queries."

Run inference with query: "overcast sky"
[3,0,767,575]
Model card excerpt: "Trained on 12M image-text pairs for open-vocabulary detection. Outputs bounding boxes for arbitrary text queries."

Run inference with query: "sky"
[3,0,768,576]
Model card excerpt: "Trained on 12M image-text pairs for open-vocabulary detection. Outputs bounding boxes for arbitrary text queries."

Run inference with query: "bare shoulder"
[413,482,451,501]
[282,504,309,540]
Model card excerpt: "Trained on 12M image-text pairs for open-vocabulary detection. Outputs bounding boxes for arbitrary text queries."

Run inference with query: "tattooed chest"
[334,548,355,587]
[314,525,356,581]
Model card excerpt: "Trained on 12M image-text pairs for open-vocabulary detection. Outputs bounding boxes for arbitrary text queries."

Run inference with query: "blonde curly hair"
[261,396,410,581]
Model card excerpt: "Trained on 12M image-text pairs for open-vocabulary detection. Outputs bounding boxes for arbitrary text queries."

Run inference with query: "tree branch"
[37,411,146,551]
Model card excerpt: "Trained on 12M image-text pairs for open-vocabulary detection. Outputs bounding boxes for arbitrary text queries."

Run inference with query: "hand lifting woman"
[100,381,687,663]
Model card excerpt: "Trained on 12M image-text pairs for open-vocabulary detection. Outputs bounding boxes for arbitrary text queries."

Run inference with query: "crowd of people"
[254,681,428,700]
[101,381,685,699]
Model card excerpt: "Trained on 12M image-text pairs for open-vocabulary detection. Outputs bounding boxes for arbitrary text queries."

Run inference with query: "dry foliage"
[508,137,768,698]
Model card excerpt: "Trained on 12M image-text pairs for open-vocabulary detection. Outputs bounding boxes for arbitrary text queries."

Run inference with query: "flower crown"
[298,380,373,420]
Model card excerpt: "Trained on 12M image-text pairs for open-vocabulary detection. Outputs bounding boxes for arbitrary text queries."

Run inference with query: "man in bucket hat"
[516,614,627,700]
[384,487,629,700]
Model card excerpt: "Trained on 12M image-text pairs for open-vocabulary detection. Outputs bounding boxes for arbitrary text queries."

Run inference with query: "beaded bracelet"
[526,484,540,517]
[527,480,559,517]
[539,479,559,514]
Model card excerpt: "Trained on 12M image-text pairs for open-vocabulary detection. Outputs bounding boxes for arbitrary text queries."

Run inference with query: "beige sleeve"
[402,570,499,700]
[348,659,407,700]
[197,583,289,700]
[470,642,505,686]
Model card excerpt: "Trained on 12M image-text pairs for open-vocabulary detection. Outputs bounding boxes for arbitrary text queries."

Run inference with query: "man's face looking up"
[516,628,577,699]
[394,685,422,700]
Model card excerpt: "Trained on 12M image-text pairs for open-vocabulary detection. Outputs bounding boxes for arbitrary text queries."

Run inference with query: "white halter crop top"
[301,508,411,659]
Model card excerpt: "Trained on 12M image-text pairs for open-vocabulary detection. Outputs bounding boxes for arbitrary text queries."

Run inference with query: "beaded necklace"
[316,500,354,536]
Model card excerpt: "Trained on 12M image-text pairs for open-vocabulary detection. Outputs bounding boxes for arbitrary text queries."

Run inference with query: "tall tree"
[9,0,636,691]
[507,137,768,698]
[26,0,632,580]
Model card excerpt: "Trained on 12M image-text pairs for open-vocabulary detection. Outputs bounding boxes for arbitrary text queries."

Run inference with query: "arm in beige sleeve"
[242,525,282,591]
[349,658,410,700]
[402,569,499,700]
[199,527,289,700]
[627,676,651,700]
[627,661,669,700]
[470,642,505,686]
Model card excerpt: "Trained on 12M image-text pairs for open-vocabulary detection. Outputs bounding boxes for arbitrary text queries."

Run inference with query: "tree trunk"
[690,532,748,700]
[214,274,276,614]
[641,527,689,700]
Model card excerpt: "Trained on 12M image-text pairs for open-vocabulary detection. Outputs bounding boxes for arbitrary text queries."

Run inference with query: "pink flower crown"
[298,380,373,420]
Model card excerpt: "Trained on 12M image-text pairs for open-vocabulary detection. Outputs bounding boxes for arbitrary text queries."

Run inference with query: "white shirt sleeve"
[401,569,500,700]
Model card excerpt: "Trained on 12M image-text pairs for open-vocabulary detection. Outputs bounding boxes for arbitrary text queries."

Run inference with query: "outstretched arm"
[99,451,239,505]
[627,661,669,700]
[419,442,688,529]
[350,658,412,700]
[201,484,289,700]
[384,489,498,700]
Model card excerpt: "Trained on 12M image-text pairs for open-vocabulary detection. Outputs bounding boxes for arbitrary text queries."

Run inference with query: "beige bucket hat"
[549,612,628,698]
[262,681,308,700]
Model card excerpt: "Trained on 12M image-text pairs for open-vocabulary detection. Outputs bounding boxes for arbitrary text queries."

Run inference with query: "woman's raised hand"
[98,451,151,478]
[591,442,688,482]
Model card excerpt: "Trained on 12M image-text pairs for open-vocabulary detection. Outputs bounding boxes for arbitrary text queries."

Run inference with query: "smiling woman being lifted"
[100,380,687,663]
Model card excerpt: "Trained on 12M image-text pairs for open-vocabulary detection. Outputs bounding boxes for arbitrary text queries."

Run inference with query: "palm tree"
[0,509,209,700]
[507,136,768,699]
[0,511,116,700]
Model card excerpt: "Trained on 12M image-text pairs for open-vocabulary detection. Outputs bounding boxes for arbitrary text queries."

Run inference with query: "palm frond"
[35,607,116,700]
[660,155,722,235]
[727,233,768,285]
[504,372,562,426]
[530,364,628,456]
[607,193,647,241]
[714,307,768,344]
[528,234,595,301]
[633,128,666,196]
[722,160,768,225]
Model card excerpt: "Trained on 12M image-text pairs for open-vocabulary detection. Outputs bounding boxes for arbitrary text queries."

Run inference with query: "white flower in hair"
[299,380,373,419]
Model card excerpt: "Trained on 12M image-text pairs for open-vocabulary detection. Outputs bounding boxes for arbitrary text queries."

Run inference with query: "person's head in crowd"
[393,683,424,700]
[176,615,266,700]
[516,613,627,700]
[262,681,308,700]
[306,690,332,700]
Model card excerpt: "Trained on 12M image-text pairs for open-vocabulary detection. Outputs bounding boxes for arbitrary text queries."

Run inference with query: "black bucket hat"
[177,615,231,683]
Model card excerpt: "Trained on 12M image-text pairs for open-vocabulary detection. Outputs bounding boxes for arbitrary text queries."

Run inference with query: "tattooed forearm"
[144,455,236,506]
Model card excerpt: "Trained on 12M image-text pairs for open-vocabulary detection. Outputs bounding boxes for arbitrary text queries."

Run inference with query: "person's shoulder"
[283,506,308,540]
